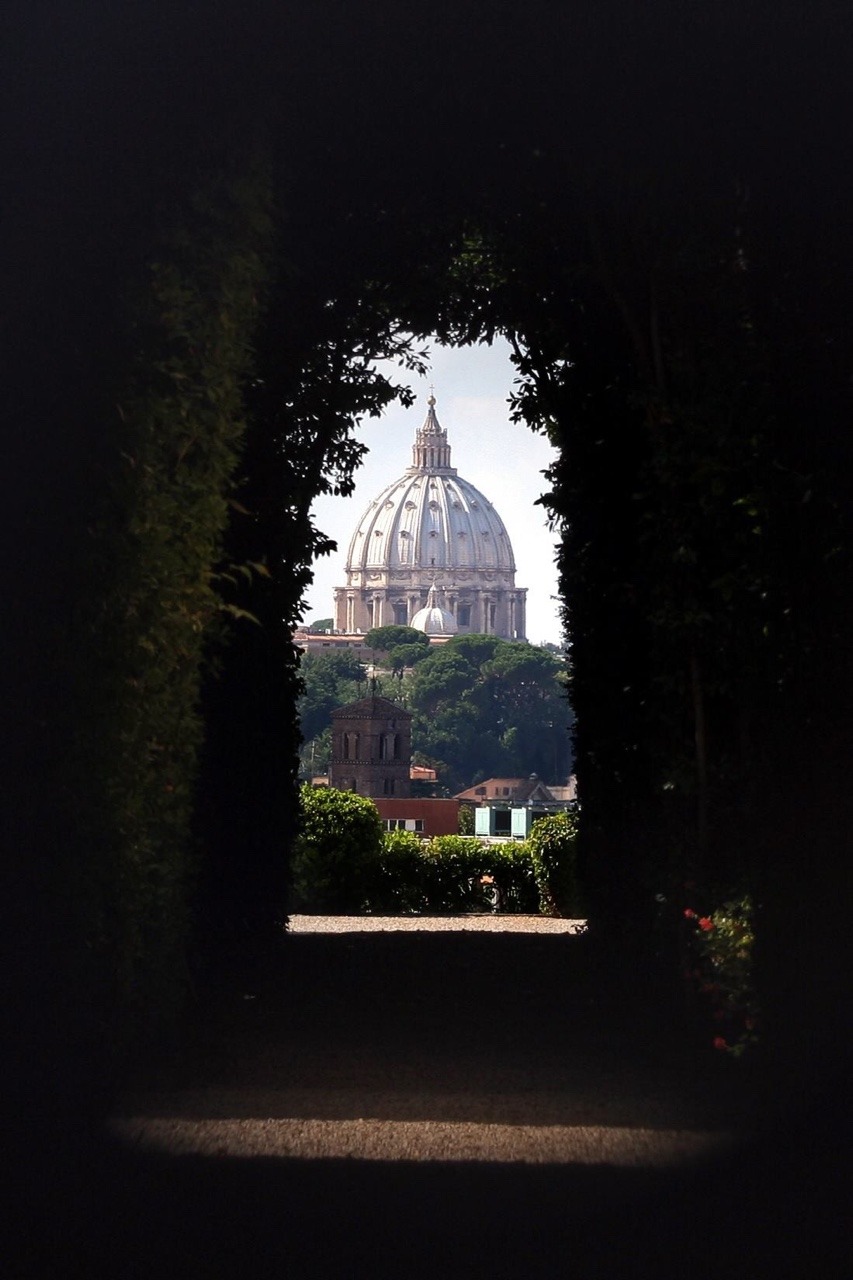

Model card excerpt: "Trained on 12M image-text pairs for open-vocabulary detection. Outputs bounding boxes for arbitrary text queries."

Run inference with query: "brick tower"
[328,695,412,797]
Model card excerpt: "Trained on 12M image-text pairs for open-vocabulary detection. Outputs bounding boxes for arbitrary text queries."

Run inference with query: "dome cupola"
[334,394,527,641]
[410,583,458,636]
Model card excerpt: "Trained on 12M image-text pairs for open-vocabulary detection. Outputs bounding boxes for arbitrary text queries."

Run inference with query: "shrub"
[367,829,429,914]
[683,894,758,1057]
[297,808,568,918]
[527,809,581,916]
[419,835,494,913]
[488,840,540,913]
[291,785,383,912]
[370,834,541,915]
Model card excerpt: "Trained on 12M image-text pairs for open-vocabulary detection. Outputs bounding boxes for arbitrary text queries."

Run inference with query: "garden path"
[15,918,847,1277]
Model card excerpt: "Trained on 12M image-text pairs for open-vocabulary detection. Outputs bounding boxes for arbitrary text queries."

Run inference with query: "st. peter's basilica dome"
[333,396,527,640]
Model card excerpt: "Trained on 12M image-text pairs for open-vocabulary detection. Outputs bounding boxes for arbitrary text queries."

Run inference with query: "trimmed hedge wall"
[291,790,580,917]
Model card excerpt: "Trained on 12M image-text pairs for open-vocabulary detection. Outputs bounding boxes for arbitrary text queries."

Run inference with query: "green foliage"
[297,649,367,752]
[68,157,274,1038]
[458,804,475,835]
[366,829,430,914]
[416,836,494,913]
[365,832,540,916]
[292,784,384,912]
[308,617,334,633]
[683,895,758,1058]
[365,625,431,653]
[406,634,573,792]
[527,809,581,917]
[485,841,541,913]
[386,643,432,677]
[294,809,546,917]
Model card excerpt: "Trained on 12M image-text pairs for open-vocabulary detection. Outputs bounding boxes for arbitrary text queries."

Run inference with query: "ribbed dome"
[334,394,528,642]
[345,396,517,577]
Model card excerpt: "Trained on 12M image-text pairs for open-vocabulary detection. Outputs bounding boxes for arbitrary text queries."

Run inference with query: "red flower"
[713,1037,729,1051]
[698,917,714,932]
[683,908,697,919]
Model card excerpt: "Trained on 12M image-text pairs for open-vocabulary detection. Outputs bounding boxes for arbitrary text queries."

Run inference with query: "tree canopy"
[407,636,574,793]
[364,625,431,653]
[296,649,367,774]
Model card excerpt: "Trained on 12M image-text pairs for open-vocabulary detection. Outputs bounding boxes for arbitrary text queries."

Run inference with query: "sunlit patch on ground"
[111,1115,732,1165]
[288,914,588,933]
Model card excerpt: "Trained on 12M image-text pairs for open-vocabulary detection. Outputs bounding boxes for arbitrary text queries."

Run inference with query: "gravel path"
[26,919,832,1279]
[288,912,587,933]
[117,917,746,1168]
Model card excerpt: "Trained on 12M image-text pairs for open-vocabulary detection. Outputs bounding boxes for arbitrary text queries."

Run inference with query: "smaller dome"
[411,584,458,636]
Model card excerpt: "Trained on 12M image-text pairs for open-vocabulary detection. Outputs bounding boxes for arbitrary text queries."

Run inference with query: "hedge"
[291,792,579,916]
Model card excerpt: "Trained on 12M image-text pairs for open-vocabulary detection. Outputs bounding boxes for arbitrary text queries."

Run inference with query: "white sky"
[298,337,563,645]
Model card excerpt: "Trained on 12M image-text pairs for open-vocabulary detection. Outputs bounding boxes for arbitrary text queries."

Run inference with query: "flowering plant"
[683,894,758,1058]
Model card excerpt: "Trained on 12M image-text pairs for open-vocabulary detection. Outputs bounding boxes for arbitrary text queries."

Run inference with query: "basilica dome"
[334,396,527,641]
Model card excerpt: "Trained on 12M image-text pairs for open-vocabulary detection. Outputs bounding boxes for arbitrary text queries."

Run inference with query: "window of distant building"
[457,605,471,627]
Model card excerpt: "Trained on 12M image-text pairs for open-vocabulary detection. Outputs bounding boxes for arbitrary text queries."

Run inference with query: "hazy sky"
[298,338,563,644]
